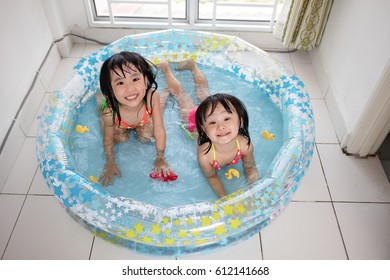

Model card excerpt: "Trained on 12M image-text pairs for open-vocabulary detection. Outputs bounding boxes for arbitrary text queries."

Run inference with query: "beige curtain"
[274,0,333,50]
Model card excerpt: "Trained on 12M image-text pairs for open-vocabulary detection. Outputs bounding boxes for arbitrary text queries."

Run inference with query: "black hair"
[99,51,158,125]
[195,93,250,154]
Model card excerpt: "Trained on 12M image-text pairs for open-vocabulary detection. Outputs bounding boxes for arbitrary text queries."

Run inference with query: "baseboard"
[309,48,348,146]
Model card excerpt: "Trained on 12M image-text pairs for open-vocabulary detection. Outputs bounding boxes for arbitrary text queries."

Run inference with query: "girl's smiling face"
[202,103,241,145]
[110,63,148,109]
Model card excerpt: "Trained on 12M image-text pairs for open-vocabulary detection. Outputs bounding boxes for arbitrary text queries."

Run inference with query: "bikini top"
[210,139,243,170]
[115,104,151,129]
[102,97,152,129]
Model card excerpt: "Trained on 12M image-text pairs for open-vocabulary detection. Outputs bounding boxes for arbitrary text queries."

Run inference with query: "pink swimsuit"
[187,107,197,133]
[210,139,243,170]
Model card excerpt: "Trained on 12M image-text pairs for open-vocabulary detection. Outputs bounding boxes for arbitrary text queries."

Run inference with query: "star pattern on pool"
[36,29,315,253]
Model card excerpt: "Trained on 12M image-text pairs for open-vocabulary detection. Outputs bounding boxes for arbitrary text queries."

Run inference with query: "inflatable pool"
[36,29,315,256]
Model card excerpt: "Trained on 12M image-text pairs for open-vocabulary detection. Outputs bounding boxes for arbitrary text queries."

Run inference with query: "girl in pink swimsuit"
[97,51,176,186]
[159,60,259,197]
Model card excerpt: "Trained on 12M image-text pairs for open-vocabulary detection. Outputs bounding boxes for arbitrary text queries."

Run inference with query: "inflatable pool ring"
[36,29,315,256]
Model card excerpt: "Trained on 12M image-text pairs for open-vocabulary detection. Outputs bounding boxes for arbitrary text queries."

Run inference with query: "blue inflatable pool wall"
[36,29,315,256]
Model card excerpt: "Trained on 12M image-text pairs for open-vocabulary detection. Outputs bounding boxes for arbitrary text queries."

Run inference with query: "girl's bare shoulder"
[147,89,160,108]
[197,145,213,171]
[238,135,254,153]
[197,143,212,160]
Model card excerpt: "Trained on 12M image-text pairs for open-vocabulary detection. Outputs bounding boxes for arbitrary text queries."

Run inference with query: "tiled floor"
[1,43,390,260]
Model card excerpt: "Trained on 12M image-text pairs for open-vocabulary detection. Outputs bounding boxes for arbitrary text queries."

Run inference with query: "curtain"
[273,0,333,50]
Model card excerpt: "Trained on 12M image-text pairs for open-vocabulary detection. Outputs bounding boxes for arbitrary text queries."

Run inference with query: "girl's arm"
[242,142,259,183]
[150,92,172,175]
[198,149,226,198]
[100,111,121,185]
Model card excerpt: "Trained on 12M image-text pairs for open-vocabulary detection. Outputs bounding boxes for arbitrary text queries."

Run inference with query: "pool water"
[69,63,283,208]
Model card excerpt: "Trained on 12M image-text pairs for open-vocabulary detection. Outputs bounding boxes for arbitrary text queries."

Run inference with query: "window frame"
[84,0,280,32]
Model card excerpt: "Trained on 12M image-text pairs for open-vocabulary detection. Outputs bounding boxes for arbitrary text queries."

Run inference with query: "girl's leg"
[159,88,170,110]
[176,59,209,102]
[159,62,196,122]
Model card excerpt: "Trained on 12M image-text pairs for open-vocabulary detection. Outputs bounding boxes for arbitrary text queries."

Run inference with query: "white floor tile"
[68,43,85,58]
[261,202,347,260]
[294,63,324,98]
[290,50,312,64]
[334,203,390,259]
[0,194,25,258]
[268,53,295,74]
[48,58,80,92]
[3,196,93,259]
[82,44,106,57]
[2,138,37,195]
[16,80,46,135]
[269,52,292,64]
[178,234,262,260]
[28,93,51,137]
[311,99,339,144]
[29,168,52,195]
[90,237,175,260]
[318,144,390,202]
[0,125,25,192]
[293,146,331,201]
[281,62,295,75]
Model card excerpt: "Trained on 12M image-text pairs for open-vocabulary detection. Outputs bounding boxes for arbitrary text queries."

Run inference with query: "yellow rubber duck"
[262,130,275,140]
[225,168,240,180]
[76,125,89,134]
[89,176,99,183]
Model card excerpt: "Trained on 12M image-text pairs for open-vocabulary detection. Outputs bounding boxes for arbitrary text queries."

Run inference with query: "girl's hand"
[100,162,121,186]
[154,157,173,177]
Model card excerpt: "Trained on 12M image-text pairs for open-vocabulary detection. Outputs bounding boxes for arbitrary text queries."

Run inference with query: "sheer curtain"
[273,0,333,50]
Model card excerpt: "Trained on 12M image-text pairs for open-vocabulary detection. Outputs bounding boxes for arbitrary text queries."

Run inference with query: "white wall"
[0,0,53,145]
[60,0,88,29]
[311,0,390,143]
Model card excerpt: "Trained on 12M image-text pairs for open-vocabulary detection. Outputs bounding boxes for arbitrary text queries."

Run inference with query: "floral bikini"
[115,104,151,129]
[102,97,152,129]
[210,139,243,170]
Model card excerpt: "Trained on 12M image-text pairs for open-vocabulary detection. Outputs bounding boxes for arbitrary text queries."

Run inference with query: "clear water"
[69,64,283,208]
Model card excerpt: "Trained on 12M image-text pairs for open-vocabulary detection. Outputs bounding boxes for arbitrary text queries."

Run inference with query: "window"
[85,0,283,31]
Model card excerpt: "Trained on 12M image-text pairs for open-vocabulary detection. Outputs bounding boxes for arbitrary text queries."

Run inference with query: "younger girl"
[98,51,174,186]
[159,60,259,197]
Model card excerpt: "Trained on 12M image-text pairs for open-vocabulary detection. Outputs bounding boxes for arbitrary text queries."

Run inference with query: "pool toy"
[225,168,240,180]
[180,124,194,140]
[89,176,99,183]
[149,171,178,182]
[262,130,275,140]
[76,125,89,134]
[36,29,315,256]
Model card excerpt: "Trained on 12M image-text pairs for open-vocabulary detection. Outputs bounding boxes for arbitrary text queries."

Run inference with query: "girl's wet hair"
[99,51,158,125]
[195,93,250,153]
